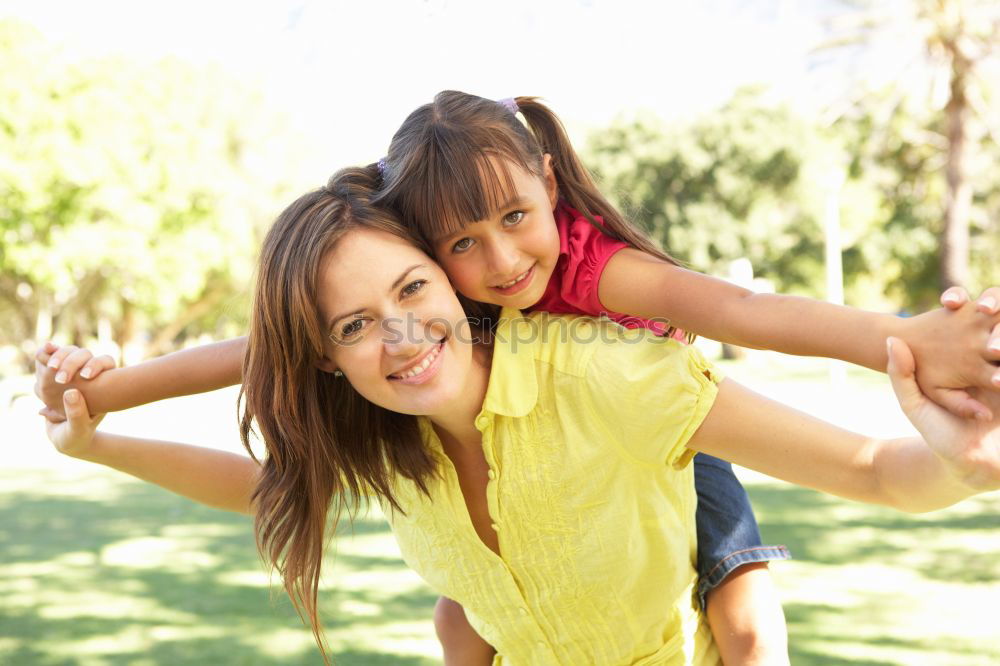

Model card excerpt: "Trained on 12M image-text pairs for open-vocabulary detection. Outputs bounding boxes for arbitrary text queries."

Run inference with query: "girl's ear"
[542,153,558,208]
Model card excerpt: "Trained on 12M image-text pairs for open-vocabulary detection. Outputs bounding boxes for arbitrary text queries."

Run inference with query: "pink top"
[531,201,680,338]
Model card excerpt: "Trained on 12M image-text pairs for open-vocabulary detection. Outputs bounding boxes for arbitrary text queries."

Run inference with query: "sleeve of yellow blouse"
[580,331,724,468]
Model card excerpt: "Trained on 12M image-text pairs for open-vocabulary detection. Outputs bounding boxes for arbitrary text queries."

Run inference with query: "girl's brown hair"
[375,90,681,268]
[238,165,437,663]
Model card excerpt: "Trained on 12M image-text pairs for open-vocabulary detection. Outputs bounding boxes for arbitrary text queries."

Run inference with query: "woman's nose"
[381,314,423,357]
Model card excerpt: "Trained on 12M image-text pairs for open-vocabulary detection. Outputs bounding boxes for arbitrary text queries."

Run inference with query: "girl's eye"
[502,211,524,227]
[452,237,475,253]
[401,279,427,297]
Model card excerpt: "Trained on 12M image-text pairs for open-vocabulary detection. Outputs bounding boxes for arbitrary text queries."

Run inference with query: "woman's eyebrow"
[389,264,425,292]
[327,264,426,329]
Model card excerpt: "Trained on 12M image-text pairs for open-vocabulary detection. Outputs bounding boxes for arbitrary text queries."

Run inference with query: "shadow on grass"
[4,470,997,665]
[747,484,1000,584]
[747,483,1000,665]
[0,470,437,666]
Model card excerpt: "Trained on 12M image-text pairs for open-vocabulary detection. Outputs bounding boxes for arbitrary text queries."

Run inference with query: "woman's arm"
[599,249,1000,419]
[36,337,247,417]
[686,338,1000,512]
[45,389,259,514]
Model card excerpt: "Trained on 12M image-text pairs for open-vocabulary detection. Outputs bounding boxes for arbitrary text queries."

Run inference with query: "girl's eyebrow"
[328,264,426,329]
[492,194,530,215]
[434,196,532,245]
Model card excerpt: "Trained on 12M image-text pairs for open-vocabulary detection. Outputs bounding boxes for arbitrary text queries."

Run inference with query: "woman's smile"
[388,339,446,384]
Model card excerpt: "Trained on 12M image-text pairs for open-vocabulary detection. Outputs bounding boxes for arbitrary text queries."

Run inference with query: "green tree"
[587,91,839,299]
[818,0,1000,289]
[0,21,308,370]
[839,96,1000,309]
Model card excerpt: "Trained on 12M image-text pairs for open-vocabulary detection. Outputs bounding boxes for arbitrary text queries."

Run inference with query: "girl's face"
[431,156,561,310]
[315,228,475,417]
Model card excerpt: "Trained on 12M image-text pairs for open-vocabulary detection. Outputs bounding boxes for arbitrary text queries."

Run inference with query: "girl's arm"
[36,337,247,417]
[599,249,1000,419]
[687,338,1000,512]
[44,389,259,514]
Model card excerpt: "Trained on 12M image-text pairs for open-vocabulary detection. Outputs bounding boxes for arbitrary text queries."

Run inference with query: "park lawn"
[2,352,998,665]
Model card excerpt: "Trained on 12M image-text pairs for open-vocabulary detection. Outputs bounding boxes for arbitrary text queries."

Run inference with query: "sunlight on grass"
[2,360,998,665]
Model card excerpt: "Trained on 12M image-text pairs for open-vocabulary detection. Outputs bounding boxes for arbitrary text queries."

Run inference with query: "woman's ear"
[315,356,339,375]
[542,153,558,208]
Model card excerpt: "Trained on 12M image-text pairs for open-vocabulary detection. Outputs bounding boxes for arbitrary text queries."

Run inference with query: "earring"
[334,370,344,377]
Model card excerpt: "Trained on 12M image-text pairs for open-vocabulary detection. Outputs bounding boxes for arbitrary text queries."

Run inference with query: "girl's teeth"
[498,269,529,289]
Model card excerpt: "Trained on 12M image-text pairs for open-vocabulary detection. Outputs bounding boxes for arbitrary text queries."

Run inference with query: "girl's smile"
[489,263,536,296]
[434,157,561,310]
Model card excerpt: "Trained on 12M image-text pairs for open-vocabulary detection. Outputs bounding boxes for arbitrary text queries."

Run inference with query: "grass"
[2,350,999,665]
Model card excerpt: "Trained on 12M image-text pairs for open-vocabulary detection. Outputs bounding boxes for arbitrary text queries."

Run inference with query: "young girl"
[37,101,1000,663]
[370,90,1000,665]
[37,168,1000,665]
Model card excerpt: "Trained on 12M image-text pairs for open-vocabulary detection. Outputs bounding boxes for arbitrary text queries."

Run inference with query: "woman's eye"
[502,211,524,227]
[452,237,474,253]
[401,279,427,297]
[340,317,365,337]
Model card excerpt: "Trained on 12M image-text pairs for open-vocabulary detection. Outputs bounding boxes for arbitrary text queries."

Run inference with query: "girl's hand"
[900,299,1000,421]
[34,342,116,422]
[888,337,1000,493]
[940,286,1000,316]
[43,389,106,459]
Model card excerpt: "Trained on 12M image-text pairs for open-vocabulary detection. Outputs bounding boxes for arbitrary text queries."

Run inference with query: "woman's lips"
[388,340,445,385]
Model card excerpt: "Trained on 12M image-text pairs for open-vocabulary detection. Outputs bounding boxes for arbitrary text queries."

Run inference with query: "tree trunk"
[941,44,972,290]
[145,287,228,358]
[114,298,139,366]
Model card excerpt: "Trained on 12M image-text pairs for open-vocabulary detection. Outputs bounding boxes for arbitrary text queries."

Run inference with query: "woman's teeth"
[391,343,443,379]
[496,268,531,289]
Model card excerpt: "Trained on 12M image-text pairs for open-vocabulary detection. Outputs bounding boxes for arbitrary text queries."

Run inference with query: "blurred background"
[2,1,999,664]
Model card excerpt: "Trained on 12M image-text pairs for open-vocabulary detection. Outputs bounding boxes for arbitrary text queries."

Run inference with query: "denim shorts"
[693,452,790,610]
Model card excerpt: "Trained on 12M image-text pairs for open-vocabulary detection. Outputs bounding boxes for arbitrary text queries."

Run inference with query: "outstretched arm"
[36,337,246,418]
[44,389,259,514]
[600,249,1000,419]
[686,338,1000,512]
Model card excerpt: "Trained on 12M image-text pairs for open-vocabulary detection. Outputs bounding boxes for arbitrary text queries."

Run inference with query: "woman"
[40,166,1000,665]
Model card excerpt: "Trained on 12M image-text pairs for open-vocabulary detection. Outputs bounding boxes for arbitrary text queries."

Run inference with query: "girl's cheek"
[441,259,481,294]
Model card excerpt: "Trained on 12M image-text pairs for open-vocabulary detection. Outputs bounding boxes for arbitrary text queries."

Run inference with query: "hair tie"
[497,97,519,114]
[376,157,387,177]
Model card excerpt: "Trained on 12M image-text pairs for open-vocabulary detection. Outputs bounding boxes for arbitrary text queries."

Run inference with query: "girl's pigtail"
[515,96,681,268]
[516,96,689,340]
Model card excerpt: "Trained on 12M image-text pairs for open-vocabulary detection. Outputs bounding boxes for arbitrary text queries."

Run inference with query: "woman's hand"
[887,336,1000,493]
[34,342,116,422]
[43,389,106,459]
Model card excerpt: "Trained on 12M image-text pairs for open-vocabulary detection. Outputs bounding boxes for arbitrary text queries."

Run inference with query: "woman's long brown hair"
[238,165,438,663]
[374,90,685,336]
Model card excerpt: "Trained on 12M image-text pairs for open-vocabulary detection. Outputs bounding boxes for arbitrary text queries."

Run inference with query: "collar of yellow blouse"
[480,307,540,419]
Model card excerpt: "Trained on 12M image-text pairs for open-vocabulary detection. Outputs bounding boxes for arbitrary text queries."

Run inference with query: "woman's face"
[316,228,475,417]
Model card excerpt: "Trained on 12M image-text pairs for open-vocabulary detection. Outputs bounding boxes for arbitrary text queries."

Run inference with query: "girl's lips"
[490,264,536,297]
[388,340,445,385]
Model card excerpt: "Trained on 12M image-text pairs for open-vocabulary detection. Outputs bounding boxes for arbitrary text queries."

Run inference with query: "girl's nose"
[485,238,519,276]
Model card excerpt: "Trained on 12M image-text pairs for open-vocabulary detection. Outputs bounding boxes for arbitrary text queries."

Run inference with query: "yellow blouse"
[385,309,723,665]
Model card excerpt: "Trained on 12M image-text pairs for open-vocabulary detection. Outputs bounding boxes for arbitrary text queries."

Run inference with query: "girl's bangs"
[411,143,535,244]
